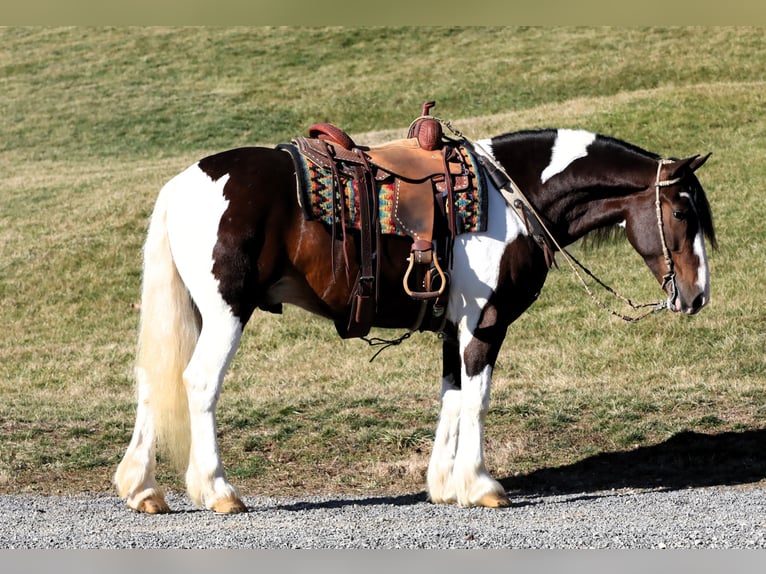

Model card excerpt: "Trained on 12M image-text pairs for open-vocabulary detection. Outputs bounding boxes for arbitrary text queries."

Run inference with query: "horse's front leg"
[453,328,510,508]
[428,317,510,508]
[426,328,462,504]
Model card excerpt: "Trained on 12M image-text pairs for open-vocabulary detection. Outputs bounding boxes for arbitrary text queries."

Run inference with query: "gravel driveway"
[2,485,765,549]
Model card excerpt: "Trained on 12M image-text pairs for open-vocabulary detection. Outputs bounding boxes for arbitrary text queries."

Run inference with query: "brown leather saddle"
[283,102,483,339]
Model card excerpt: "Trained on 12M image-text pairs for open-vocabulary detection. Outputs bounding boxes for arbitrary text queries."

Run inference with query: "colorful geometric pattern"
[294,144,487,236]
[453,146,487,234]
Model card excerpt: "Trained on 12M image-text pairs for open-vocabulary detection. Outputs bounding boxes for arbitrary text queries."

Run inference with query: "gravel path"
[2,485,765,549]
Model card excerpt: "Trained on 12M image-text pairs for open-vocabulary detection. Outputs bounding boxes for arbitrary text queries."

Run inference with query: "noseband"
[654,159,683,310]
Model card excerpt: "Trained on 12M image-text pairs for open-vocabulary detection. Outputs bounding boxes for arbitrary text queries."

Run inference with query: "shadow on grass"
[501,428,766,496]
[277,429,766,511]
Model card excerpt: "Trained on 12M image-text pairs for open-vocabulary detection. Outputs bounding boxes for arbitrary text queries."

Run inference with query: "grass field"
[1,27,765,498]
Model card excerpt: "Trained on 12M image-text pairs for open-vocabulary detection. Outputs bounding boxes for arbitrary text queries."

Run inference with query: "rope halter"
[654,159,683,311]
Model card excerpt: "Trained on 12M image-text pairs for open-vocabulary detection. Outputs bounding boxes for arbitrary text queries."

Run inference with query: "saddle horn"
[408,101,443,151]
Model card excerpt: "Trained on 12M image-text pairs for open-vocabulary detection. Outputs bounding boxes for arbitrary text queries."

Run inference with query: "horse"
[114,124,717,514]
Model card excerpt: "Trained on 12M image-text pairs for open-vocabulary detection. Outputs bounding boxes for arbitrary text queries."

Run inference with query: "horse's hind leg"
[114,368,169,513]
[161,163,253,513]
[170,212,249,512]
[181,308,247,513]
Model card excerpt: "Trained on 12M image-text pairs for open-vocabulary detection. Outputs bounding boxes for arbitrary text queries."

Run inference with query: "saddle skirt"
[286,137,488,237]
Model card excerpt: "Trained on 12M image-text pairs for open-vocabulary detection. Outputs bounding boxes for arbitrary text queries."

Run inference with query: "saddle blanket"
[287,142,488,236]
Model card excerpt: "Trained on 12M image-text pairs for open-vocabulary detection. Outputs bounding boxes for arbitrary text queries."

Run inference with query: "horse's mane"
[494,129,661,161]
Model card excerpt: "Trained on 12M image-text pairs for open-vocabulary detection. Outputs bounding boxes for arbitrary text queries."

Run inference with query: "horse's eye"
[672,210,687,221]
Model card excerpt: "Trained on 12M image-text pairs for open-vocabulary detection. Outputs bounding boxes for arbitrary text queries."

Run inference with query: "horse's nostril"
[689,293,705,314]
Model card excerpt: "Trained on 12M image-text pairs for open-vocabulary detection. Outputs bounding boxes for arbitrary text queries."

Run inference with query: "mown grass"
[1,27,765,497]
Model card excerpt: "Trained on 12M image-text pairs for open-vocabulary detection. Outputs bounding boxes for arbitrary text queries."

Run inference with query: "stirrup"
[403,240,447,300]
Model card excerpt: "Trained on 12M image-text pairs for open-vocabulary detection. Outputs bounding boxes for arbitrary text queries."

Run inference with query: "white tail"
[134,185,200,472]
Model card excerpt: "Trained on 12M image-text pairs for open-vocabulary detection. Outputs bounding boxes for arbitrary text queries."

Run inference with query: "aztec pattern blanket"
[288,143,488,236]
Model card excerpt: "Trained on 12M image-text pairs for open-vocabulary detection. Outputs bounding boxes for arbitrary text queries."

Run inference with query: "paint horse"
[115,121,716,513]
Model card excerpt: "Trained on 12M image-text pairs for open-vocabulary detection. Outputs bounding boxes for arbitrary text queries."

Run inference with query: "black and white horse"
[115,126,716,513]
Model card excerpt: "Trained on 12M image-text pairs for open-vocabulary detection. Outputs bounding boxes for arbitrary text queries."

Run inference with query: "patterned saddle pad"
[286,140,488,236]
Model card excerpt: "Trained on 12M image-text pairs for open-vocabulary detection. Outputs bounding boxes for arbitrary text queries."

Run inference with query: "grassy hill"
[1,27,765,497]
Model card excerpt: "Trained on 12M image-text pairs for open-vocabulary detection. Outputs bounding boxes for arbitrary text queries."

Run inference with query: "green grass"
[1,27,765,497]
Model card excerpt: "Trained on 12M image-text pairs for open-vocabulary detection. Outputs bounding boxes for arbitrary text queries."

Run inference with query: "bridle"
[654,158,683,313]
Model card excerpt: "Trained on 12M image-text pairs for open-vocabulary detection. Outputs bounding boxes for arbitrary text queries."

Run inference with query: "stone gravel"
[1,485,765,549]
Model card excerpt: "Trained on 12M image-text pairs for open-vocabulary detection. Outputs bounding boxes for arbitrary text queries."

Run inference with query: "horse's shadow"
[276,429,766,511]
[501,428,766,496]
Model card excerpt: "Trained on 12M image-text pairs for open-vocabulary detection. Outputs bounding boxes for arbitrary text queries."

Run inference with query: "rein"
[549,160,682,322]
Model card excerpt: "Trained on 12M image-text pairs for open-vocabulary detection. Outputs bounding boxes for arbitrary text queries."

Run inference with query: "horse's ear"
[669,153,711,178]
[689,152,711,172]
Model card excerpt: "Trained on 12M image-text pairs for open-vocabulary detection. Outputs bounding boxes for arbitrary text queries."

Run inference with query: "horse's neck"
[552,187,632,242]
[489,131,658,246]
[529,158,653,245]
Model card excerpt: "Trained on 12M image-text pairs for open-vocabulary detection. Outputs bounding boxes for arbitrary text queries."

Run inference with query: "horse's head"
[624,154,717,315]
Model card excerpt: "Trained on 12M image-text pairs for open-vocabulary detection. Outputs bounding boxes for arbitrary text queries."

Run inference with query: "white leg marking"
[427,376,461,504]
[452,333,507,507]
[114,367,163,510]
[541,129,596,184]
[183,314,243,508]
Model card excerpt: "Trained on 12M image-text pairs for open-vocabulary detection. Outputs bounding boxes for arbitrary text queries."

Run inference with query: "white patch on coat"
[541,129,597,184]
[164,164,231,310]
[679,191,710,304]
[448,143,527,332]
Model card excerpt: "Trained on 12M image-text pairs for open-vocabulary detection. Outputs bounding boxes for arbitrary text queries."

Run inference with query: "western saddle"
[287,102,483,339]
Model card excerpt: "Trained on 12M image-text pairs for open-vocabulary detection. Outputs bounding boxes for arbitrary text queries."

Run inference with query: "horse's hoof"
[477,492,511,508]
[211,496,248,514]
[133,495,171,514]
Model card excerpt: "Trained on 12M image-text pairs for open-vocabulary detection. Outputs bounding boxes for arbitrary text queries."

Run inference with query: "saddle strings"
[361,332,412,362]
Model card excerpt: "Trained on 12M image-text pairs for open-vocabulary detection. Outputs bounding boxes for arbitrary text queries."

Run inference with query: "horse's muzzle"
[669,291,707,315]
